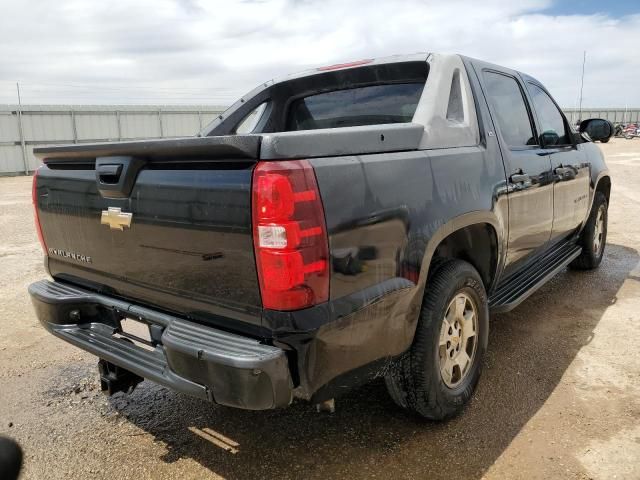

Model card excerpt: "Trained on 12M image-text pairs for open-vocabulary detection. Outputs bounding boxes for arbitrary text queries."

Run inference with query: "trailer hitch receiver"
[98,359,143,396]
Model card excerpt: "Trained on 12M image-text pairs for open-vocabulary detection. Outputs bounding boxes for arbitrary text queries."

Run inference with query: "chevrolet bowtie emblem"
[101,207,133,231]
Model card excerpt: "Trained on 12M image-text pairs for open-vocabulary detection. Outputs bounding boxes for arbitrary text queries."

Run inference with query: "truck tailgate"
[33,136,263,331]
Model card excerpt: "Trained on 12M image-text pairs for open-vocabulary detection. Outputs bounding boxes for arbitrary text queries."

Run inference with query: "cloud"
[0,0,637,107]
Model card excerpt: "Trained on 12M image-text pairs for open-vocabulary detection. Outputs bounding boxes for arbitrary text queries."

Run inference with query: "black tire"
[570,191,608,270]
[384,259,489,420]
[600,137,610,143]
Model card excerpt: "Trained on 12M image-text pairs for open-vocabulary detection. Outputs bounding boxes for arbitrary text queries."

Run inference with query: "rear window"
[286,83,424,131]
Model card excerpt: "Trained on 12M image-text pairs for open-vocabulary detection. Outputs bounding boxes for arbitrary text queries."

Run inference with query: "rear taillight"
[252,160,329,311]
[32,168,47,254]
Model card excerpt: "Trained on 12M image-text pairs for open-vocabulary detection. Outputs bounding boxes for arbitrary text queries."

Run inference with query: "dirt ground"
[1,138,639,480]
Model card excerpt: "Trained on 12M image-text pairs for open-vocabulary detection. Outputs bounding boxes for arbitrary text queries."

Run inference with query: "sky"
[0,0,638,108]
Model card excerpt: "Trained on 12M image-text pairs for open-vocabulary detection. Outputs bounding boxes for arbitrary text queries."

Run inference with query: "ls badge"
[101,207,132,231]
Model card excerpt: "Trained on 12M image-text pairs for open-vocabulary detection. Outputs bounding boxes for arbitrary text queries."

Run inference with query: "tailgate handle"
[97,164,123,184]
[95,156,145,199]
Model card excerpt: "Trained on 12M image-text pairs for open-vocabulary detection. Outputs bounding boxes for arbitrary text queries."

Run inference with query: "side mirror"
[541,130,560,146]
[579,118,613,142]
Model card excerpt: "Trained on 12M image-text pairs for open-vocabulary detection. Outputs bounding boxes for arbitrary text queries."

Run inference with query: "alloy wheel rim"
[593,206,605,255]
[439,292,478,388]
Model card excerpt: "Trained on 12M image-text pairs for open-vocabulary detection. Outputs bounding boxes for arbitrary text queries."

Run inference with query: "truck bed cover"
[33,135,261,162]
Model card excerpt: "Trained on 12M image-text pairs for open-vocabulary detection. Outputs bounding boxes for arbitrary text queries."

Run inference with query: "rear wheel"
[570,191,608,270]
[385,259,488,420]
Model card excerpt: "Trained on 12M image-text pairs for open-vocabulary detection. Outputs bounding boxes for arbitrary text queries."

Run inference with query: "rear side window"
[527,84,570,146]
[234,102,268,134]
[483,71,537,148]
[286,83,424,131]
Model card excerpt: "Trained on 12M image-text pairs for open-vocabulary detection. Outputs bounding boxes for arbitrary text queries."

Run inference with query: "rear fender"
[417,211,504,300]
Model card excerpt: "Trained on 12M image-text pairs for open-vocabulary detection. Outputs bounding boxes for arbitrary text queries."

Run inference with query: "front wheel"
[384,259,489,420]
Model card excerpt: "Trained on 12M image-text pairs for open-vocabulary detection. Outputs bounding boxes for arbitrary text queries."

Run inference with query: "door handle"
[510,173,530,184]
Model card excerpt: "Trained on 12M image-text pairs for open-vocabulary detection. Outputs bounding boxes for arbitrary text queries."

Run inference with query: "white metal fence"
[563,108,640,125]
[0,105,225,175]
[2,104,639,176]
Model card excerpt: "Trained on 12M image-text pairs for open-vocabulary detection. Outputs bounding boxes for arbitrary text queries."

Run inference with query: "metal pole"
[16,82,29,175]
[116,111,122,140]
[578,51,586,122]
[71,109,78,143]
[158,110,164,137]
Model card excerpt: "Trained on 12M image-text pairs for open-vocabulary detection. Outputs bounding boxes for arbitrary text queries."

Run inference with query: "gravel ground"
[1,139,639,480]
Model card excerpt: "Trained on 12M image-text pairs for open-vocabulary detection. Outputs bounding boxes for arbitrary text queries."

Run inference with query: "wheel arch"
[595,174,611,205]
[582,173,611,232]
[419,212,504,295]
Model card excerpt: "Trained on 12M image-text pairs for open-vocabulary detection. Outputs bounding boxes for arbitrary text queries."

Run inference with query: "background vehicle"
[29,53,611,419]
[623,123,640,139]
[613,123,625,137]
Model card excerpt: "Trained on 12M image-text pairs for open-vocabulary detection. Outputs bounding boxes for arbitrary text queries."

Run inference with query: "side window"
[234,102,268,134]
[528,84,570,146]
[483,71,537,148]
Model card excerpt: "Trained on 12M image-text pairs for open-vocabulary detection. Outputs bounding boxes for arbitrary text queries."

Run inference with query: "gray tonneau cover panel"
[34,135,261,162]
[259,123,424,160]
[34,123,423,163]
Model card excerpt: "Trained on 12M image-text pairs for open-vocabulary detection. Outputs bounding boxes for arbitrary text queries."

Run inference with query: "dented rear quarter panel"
[271,135,508,399]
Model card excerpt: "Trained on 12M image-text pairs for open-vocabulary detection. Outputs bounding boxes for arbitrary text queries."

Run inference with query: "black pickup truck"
[29,53,612,419]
